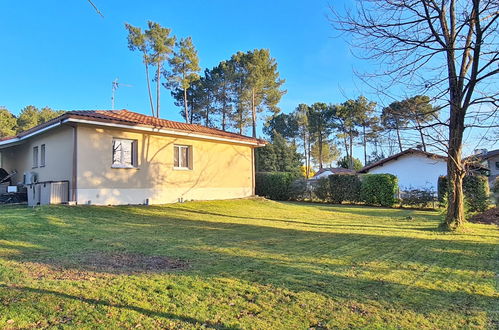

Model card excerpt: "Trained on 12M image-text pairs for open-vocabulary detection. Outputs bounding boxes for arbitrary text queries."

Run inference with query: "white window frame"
[112,138,138,169]
[174,145,192,170]
[40,144,46,167]
[32,146,39,168]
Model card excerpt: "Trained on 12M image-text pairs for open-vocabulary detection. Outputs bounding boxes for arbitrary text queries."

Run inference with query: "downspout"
[251,147,256,196]
[72,125,78,203]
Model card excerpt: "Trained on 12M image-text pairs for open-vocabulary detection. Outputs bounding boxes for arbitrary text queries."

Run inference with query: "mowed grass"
[0,199,498,329]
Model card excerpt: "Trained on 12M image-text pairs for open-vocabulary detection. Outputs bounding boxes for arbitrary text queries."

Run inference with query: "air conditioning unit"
[24,172,38,185]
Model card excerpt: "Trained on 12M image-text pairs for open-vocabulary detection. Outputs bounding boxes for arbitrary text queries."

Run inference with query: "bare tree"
[331,0,499,230]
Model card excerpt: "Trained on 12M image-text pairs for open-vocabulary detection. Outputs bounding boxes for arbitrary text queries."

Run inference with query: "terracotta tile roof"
[358,148,447,173]
[0,110,266,146]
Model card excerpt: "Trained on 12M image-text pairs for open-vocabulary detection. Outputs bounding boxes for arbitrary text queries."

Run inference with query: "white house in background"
[358,148,447,192]
[311,167,356,180]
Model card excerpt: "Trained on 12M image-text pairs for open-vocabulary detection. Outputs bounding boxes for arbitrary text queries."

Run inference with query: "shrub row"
[256,172,399,207]
[438,175,490,212]
[255,172,297,201]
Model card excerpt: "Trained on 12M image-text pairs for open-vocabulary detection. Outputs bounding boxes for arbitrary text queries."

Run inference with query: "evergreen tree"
[16,106,63,133]
[146,21,175,118]
[125,23,155,117]
[255,132,302,174]
[0,107,16,138]
[167,37,201,123]
[337,156,363,171]
[308,102,335,169]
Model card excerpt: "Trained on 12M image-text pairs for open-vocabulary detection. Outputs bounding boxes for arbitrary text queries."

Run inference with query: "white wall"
[367,153,446,191]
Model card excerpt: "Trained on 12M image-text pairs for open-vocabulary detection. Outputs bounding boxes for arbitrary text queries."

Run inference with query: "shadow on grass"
[0,284,235,330]
[1,204,498,318]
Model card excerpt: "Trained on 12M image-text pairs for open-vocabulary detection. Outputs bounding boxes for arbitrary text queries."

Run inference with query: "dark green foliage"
[439,175,490,212]
[264,113,299,141]
[17,106,64,133]
[360,174,398,207]
[438,176,448,204]
[329,174,361,204]
[337,156,363,171]
[255,133,302,175]
[462,175,490,212]
[289,178,310,200]
[255,172,296,200]
[401,188,436,208]
[312,178,330,201]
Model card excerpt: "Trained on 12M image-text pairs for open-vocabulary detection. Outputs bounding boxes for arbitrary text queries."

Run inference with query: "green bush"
[360,174,398,207]
[288,178,309,200]
[463,175,490,212]
[492,177,499,205]
[312,177,330,201]
[255,172,296,201]
[329,174,361,204]
[438,175,490,212]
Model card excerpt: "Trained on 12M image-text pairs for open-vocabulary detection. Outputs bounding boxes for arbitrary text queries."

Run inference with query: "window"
[174,145,191,169]
[40,144,46,167]
[32,146,39,168]
[112,139,137,168]
[496,161,499,170]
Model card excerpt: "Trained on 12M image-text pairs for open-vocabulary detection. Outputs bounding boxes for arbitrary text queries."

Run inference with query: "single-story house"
[0,110,266,205]
[471,149,499,185]
[311,167,356,180]
[358,148,447,192]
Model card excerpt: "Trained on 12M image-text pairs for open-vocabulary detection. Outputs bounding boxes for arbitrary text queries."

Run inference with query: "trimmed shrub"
[255,172,295,201]
[289,178,309,200]
[463,175,490,212]
[360,174,398,207]
[329,174,361,204]
[400,187,436,208]
[492,177,499,205]
[312,177,331,201]
[438,175,490,212]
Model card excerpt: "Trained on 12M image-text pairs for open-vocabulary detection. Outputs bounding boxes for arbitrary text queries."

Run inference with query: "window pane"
[112,140,122,165]
[174,146,179,167]
[40,144,46,167]
[121,140,132,166]
[181,147,188,168]
[33,147,38,168]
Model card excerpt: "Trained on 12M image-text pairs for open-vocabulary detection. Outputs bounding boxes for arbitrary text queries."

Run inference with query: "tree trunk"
[318,133,323,169]
[221,100,226,131]
[395,120,403,152]
[416,120,427,151]
[445,103,466,230]
[143,58,155,117]
[363,125,367,165]
[156,62,161,118]
[251,88,257,138]
[349,133,354,169]
[184,88,189,123]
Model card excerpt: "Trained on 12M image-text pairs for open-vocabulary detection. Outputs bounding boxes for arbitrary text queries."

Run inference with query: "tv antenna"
[111,78,132,109]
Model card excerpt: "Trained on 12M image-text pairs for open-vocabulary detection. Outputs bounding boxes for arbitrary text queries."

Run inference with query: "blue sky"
[1,0,495,158]
[0,1,367,123]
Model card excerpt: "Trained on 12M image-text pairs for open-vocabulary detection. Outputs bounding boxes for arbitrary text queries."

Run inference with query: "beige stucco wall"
[0,126,74,189]
[76,124,255,205]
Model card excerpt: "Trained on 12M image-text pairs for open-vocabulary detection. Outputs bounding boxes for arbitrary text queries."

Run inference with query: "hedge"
[255,172,296,200]
[329,174,361,204]
[438,175,490,212]
[360,174,398,207]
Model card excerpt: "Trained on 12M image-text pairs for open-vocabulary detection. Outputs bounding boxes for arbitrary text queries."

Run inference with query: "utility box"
[27,181,69,206]
[39,181,69,205]
[27,184,41,206]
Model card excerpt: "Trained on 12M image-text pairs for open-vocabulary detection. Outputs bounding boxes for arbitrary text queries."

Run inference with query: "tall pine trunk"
[363,125,367,165]
[395,120,403,152]
[349,133,354,169]
[251,88,257,138]
[143,56,155,117]
[183,88,189,123]
[318,133,323,169]
[156,62,161,118]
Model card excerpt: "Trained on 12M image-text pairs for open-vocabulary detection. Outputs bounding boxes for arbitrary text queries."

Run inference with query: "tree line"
[125,22,285,137]
[258,95,438,178]
[0,106,63,138]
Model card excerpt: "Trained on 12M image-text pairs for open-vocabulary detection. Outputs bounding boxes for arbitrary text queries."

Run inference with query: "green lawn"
[0,199,498,329]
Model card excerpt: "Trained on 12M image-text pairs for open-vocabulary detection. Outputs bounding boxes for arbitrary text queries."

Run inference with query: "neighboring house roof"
[479,149,499,160]
[313,167,356,178]
[358,148,447,173]
[0,110,266,147]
